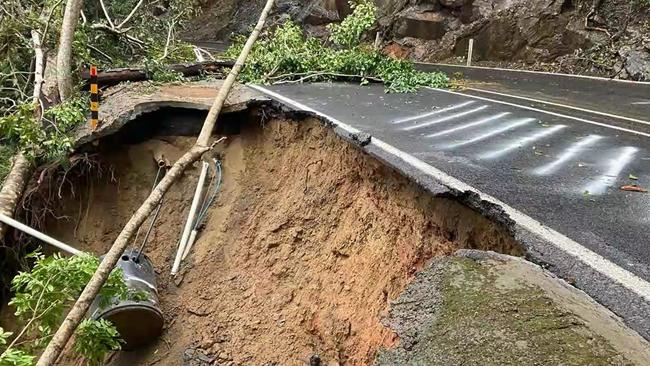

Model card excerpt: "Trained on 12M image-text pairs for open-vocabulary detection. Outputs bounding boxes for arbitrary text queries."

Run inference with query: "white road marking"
[444,118,535,148]
[403,105,488,131]
[428,87,650,138]
[632,101,650,105]
[249,84,650,303]
[466,88,650,126]
[419,62,648,84]
[534,135,602,175]
[392,101,475,124]
[481,125,567,159]
[426,112,510,138]
[584,146,639,195]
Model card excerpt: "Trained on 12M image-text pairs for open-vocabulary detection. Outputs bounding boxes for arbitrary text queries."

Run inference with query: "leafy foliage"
[0,96,88,162]
[10,252,130,345]
[0,329,34,366]
[74,0,200,69]
[144,60,187,83]
[0,145,15,184]
[328,0,377,48]
[226,0,448,92]
[1,252,137,365]
[74,319,123,366]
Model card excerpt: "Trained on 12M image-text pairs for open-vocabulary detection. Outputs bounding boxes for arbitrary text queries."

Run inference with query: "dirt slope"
[44,115,518,365]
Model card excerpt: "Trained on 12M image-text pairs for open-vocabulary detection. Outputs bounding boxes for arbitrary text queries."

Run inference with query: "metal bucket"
[89,249,164,350]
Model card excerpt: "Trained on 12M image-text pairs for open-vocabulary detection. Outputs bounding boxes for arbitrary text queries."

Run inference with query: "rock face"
[191,0,650,80]
[390,0,589,63]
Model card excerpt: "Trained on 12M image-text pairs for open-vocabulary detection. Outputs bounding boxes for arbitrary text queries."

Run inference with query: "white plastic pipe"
[181,229,198,261]
[0,213,82,256]
[171,161,209,275]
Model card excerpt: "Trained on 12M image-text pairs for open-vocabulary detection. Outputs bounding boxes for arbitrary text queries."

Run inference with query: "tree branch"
[99,0,115,29]
[158,20,175,61]
[90,23,146,47]
[56,0,84,101]
[117,0,145,29]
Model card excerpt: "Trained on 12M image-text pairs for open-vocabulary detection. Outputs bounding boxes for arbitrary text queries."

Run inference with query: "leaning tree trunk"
[0,30,48,239]
[56,0,84,101]
[36,0,277,364]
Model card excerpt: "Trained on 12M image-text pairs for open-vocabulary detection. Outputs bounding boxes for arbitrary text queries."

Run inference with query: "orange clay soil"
[44,117,520,365]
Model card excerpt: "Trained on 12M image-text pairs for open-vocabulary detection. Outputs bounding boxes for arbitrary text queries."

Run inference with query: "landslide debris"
[42,113,519,365]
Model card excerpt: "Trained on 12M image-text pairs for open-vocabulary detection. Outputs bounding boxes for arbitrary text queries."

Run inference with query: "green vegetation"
[74,319,124,366]
[0,252,139,366]
[0,96,88,165]
[227,0,448,93]
[0,145,15,185]
[0,0,200,175]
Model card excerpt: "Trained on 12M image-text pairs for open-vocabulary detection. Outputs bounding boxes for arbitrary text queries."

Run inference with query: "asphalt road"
[256,81,650,272]
[420,63,650,122]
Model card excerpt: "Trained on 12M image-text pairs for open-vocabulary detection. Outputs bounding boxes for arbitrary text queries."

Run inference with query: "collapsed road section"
[3,82,649,365]
[249,82,650,342]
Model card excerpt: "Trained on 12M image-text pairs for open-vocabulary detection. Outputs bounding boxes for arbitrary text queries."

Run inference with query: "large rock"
[623,50,650,81]
[376,251,650,365]
[395,7,449,40]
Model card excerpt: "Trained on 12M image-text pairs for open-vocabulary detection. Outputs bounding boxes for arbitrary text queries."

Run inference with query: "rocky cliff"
[189,0,650,80]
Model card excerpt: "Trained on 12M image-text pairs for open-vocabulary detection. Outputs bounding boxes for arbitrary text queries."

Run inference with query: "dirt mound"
[42,113,519,365]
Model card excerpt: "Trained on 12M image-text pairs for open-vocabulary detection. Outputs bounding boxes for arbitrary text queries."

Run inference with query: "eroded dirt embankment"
[42,114,519,365]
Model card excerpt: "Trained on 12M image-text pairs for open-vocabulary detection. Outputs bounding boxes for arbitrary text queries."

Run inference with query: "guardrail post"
[467,39,474,67]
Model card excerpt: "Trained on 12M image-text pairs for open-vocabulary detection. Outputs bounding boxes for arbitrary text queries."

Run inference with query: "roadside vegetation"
[0,0,198,184]
[227,0,449,93]
[0,253,139,365]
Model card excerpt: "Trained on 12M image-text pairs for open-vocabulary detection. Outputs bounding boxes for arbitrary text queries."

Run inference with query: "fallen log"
[80,60,235,86]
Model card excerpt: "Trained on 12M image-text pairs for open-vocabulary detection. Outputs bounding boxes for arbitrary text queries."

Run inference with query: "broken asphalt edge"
[248,85,650,341]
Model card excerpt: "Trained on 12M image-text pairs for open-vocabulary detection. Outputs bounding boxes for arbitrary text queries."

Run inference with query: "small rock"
[183,348,214,366]
[309,355,322,366]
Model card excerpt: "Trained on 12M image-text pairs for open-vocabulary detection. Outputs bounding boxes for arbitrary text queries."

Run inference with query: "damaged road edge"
[249,84,650,341]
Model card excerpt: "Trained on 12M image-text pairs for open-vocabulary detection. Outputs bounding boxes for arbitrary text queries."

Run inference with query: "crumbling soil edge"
[257,92,650,341]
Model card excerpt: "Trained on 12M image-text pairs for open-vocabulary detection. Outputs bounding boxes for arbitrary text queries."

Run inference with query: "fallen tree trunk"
[36,0,277,364]
[80,60,235,86]
[0,154,32,239]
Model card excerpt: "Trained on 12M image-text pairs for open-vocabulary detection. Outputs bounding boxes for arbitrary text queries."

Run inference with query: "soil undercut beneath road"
[33,109,521,365]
